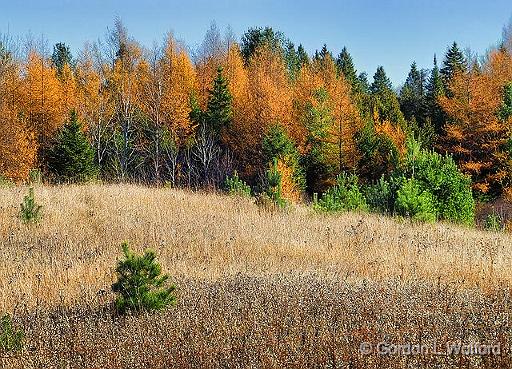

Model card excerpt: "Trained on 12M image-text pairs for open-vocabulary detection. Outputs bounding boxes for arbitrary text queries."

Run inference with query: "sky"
[0,0,511,86]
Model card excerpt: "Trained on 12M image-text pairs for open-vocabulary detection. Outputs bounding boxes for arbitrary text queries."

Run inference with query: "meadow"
[0,184,511,368]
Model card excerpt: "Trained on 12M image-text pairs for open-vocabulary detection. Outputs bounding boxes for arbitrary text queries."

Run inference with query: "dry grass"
[0,184,511,368]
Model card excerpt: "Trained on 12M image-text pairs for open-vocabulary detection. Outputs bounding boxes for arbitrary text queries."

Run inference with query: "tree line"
[1,19,512,204]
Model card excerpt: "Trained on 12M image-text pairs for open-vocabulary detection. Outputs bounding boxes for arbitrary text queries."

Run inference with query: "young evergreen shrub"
[47,110,98,183]
[224,171,251,197]
[364,176,394,214]
[0,314,24,353]
[394,137,475,225]
[112,242,176,314]
[263,158,287,209]
[28,169,42,184]
[395,178,437,222]
[20,187,42,224]
[315,173,367,212]
[484,213,504,232]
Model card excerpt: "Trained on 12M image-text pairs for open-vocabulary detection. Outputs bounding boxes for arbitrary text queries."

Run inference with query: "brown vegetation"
[0,185,511,368]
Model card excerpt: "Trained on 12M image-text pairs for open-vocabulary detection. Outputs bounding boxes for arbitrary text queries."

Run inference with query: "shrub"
[47,110,98,183]
[364,176,394,214]
[262,158,287,209]
[0,314,24,353]
[315,173,367,212]
[20,187,43,224]
[484,213,504,232]
[112,242,176,314]
[394,137,475,225]
[28,169,42,184]
[224,171,251,197]
[395,178,437,222]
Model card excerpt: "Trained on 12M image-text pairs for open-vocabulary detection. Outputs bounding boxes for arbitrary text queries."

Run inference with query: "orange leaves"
[23,51,68,147]
[275,159,301,202]
[375,120,406,156]
[0,118,37,181]
[162,41,196,142]
[440,49,512,195]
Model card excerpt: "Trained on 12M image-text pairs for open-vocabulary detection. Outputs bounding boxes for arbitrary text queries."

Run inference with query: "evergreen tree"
[297,44,310,67]
[370,66,406,127]
[262,124,305,192]
[440,42,467,88]
[240,27,285,63]
[205,67,233,137]
[426,55,445,134]
[371,66,393,94]
[358,72,370,94]
[47,111,98,182]
[51,42,73,76]
[284,41,300,80]
[112,242,176,314]
[336,47,358,89]
[399,62,427,125]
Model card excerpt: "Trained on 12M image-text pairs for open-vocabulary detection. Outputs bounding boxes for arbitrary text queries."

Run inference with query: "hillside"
[0,185,511,368]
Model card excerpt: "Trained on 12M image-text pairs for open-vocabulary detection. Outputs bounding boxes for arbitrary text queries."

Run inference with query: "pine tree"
[47,111,98,182]
[205,67,233,137]
[440,42,467,88]
[426,55,445,133]
[112,242,176,314]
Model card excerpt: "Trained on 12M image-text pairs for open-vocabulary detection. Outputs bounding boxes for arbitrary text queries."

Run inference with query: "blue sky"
[1,0,511,86]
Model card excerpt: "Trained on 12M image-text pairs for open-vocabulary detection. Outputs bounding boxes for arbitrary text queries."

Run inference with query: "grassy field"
[0,184,511,368]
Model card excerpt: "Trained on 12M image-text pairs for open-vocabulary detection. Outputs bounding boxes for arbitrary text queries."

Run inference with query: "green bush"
[395,178,437,222]
[28,169,42,185]
[224,171,251,197]
[393,137,475,225]
[0,314,24,353]
[20,187,43,224]
[484,213,504,232]
[315,173,367,212]
[112,242,176,314]
[364,176,394,214]
[263,158,287,209]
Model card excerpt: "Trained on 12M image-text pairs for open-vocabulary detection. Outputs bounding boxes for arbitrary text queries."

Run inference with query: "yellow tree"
[440,49,512,196]
[0,45,37,181]
[22,50,67,152]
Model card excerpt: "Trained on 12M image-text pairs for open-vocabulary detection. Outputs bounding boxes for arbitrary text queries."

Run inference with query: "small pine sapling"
[112,242,176,314]
[20,187,43,224]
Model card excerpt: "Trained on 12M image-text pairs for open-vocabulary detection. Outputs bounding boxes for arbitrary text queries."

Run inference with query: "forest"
[2,19,512,224]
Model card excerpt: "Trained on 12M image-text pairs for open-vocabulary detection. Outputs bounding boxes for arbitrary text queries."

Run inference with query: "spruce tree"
[399,62,427,125]
[426,55,445,133]
[371,66,393,94]
[297,44,309,67]
[336,47,358,89]
[440,42,467,87]
[47,111,98,182]
[370,67,406,127]
[205,67,233,137]
[51,42,73,76]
